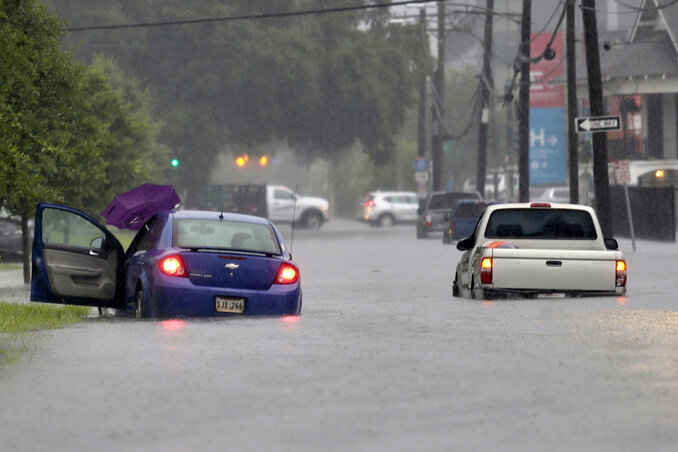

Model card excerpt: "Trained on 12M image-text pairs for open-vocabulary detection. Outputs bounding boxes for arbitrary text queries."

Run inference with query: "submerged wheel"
[135,286,146,319]
[378,214,395,227]
[303,211,323,229]
[452,274,460,297]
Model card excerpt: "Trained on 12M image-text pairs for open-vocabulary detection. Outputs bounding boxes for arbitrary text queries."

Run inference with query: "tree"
[0,0,169,281]
[47,0,430,191]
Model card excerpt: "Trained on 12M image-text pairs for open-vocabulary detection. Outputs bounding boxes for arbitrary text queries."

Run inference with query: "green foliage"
[0,302,89,366]
[0,1,169,217]
[442,67,481,190]
[48,0,431,190]
[0,302,90,334]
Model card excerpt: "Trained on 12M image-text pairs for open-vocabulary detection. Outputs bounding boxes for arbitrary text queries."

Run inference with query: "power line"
[61,0,443,31]
[60,0,526,32]
[610,0,678,12]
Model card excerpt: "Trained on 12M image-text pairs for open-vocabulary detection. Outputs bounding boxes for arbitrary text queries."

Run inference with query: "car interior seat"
[230,232,252,248]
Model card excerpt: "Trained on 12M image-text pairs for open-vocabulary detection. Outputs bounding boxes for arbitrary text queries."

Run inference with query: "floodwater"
[1,219,677,452]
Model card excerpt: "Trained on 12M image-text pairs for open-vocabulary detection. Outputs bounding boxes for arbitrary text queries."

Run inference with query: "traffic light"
[235,155,249,167]
[170,158,179,167]
[235,154,269,167]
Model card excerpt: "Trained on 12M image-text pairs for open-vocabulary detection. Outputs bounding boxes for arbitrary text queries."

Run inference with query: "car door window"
[138,217,163,251]
[42,207,105,249]
[274,189,295,200]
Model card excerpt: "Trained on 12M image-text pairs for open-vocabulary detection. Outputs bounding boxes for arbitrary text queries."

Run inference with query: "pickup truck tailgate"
[489,248,619,291]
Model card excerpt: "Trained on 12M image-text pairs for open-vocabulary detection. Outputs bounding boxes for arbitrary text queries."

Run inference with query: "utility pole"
[431,2,445,191]
[518,0,531,202]
[476,0,494,200]
[581,0,612,236]
[566,0,579,204]
[417,7,427,160]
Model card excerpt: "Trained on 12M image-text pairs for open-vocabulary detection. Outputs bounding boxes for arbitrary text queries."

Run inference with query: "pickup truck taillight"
[480,257,493,284]
[425,214,432,227]
[616,260,627,287]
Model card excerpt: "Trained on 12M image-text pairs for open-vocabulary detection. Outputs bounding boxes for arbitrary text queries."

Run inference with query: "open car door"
[31,203,125,309]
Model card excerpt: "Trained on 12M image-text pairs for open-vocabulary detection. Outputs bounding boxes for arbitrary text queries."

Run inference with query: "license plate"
[538,293,566,299]
[215,296,245,313]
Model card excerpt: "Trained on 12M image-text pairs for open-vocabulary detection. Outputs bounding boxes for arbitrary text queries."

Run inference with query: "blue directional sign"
[414,157,429,172]
[529,107,567,185]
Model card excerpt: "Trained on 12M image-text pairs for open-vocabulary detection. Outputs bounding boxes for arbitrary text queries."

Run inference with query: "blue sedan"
[30,203,302,317]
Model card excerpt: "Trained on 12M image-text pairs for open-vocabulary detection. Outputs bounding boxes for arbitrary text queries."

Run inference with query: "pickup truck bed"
[488,247,621,295]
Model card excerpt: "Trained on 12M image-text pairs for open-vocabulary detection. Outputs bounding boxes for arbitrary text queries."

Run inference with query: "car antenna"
[289,185,298,253]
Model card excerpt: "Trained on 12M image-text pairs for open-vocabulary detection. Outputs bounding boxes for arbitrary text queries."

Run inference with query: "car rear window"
[174,219,281,254]
[429,193,480,210]
[454,203,488,219]
[485,208,597,239]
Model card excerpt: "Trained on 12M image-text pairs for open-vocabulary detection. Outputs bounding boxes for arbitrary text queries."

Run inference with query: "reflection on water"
[160,319,187,331]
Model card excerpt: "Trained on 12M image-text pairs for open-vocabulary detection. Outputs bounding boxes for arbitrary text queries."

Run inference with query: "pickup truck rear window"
[485,208,597,239]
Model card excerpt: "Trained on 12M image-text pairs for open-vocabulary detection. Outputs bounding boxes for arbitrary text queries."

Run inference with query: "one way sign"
[575,115,621,133]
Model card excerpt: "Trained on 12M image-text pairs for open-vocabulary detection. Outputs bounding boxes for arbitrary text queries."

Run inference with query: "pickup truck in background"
[453,202,627,299]
[187,184,330,229]
[416,191,482,238]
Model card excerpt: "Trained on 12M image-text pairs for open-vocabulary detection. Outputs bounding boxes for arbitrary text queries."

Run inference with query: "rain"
[2,0,678,450]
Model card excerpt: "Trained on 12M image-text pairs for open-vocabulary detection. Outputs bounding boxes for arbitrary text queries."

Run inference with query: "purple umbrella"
[100,183,181,230]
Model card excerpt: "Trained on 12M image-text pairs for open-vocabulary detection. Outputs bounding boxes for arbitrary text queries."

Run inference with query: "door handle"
[546,260,562,267]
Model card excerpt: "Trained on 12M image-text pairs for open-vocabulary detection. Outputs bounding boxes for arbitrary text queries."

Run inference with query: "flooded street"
[1,219,678,451]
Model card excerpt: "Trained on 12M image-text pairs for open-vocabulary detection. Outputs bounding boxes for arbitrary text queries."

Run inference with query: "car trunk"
[181,252,281,291]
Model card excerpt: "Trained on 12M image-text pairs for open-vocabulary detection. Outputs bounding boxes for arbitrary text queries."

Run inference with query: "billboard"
[529,32,566,185]
[529,107,567,185]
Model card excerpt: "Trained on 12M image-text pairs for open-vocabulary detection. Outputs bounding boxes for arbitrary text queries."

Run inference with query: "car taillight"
[364,200,375,207]
[274,262,299,285]
[480,257,493,284]
[159,255,187,277]
[449,222,456,237]
[530,203,551,208]
[616,260,627,287]
[425,213,432,227]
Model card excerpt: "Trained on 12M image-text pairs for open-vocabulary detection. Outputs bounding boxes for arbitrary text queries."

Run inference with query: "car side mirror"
[604,238,618,250]
[456,237,474,251]
[90,236,104,250]
[416,207,422,215]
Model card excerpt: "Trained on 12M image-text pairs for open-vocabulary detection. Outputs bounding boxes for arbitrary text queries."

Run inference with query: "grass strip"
[0,302,90,366]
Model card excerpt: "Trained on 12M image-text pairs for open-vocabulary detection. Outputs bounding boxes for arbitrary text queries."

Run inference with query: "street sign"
[575,115,621,133]
[415,171,428,182]
[414,157,429,172]
[614,160,631,185]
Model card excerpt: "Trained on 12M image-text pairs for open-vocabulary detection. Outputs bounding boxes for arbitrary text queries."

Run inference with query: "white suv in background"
[358,191,419,227]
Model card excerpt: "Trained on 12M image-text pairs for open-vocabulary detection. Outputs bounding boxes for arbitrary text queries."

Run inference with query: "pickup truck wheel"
[452,274,460,297]
[470,277,477,299]
[302,211,323,229]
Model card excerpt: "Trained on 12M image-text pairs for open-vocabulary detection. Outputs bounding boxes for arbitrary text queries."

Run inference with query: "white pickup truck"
[453,202,627,299]
[266,184,330,229]
[188,184,330,229]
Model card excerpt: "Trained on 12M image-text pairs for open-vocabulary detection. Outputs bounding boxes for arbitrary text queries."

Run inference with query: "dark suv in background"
[416,191,482,238]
